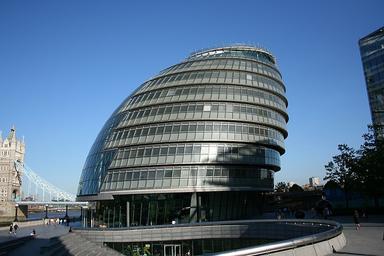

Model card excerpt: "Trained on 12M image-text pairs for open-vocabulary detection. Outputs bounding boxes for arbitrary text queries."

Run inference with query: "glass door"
[164,244,181,256]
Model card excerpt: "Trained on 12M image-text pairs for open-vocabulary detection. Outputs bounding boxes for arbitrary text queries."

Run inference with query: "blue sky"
[0,0,383,194]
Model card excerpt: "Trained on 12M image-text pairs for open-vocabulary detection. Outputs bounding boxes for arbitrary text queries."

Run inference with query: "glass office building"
[359,27,384,138]
[77,45,288,228]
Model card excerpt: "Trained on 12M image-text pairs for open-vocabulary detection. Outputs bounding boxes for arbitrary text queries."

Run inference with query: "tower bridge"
[13,161,87,222]
[1,127,86,222]
[14,160,76,202]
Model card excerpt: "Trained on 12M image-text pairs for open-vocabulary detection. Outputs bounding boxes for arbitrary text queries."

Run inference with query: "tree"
[355,126,384,208]
[289,184,304,192]
[275,182,288,193]
[323,180,341,190]
[324,144,359,208]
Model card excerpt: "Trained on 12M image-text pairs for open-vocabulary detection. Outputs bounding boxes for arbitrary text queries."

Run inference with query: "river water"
[27,209,81,220]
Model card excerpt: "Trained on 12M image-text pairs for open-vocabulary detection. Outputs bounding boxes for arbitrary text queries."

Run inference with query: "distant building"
[309,177,320,187]
[359,27,384,137]
[0,127,25,220]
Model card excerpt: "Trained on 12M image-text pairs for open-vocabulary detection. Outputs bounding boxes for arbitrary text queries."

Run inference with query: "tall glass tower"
[77,45,288,227]
[359,27,384,137]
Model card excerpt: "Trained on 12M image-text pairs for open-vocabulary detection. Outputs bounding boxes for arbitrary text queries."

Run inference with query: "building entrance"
[164,244,181,256]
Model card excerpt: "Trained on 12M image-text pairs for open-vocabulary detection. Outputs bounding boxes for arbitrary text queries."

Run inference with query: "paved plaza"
[330,215,384,256]
[0,216,383,255]
[0,222,70,255]
[332,226,384,256]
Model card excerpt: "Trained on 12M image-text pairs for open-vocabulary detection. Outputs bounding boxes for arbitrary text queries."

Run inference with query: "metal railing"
[207,219,343,256]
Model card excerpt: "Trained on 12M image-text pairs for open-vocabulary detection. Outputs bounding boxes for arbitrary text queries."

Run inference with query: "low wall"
[0,219,43,230]
[213,233,346,256]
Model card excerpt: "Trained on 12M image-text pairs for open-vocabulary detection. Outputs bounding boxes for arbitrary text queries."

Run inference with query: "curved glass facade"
[77,45,288,227]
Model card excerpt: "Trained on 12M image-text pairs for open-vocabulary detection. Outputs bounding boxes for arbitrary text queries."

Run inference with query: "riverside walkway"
[0,221,123,256]
[0,222,70,255]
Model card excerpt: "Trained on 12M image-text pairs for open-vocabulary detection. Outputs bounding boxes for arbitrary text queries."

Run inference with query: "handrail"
[207,220,343,256]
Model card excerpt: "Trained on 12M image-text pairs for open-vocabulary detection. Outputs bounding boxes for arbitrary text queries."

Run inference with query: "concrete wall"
[268,233,346,256]
[74,222,330,243]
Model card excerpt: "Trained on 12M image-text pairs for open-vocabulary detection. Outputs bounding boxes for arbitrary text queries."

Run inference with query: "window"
[144,148,152,157]
[165,125,172,133]
[169,146,176,154]
[149,127,157,135]
[140,171,148,179]
[133,172,140,180]
[173,169,181,177]
[137,148,144,157]
[173,125,180,133]
[152,148,160,156]
[157,127,164,134]
[164,107,172,114]
[164,169,172,177]
[148,171,156,179]
[203,105,211,112]
[160,148,168,156]
[134,130,141,137]
[156,170,164,179]
[185,145,193,154]
[176,146,184,154]
[181,125,188,132]
[142,128,149,136]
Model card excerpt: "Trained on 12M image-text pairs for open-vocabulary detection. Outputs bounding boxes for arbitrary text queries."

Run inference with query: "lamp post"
[45,204,48,219]
[14,203,19,222]
[65,205,69,219]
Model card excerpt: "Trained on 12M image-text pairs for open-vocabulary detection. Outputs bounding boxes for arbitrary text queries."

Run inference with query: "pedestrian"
[353,210,360,230]
[276,209,282,219]
[295,209,305,219]
[9,224,13,235]
[310,208,317,219]
[361,209,367,218]
[30,229,36,236]
[323,207,330,219]
[13,223,19,235]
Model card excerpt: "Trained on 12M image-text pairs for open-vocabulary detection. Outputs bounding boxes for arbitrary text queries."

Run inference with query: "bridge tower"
[0,127,26,221]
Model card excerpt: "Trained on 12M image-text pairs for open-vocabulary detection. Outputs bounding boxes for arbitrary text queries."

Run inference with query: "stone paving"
[0,223,70,255]
[0,222,69,241]
[0,222,124,256]
[330,215,384,256]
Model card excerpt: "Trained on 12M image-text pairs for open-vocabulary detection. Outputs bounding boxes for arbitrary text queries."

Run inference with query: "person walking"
[13,223,19,235]
[353,210,360,230]
[9,224,13,235]
[323,207,330,219]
